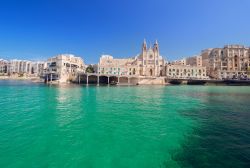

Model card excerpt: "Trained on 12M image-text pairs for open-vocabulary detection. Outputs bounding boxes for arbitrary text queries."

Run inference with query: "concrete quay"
[71,73,250,86]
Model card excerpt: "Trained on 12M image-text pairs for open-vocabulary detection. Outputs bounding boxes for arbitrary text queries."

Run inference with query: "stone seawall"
[167,79,250,86]
[138,77,165,85]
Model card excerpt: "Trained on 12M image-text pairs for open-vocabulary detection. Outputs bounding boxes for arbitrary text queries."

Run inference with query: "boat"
[110,80,117,85]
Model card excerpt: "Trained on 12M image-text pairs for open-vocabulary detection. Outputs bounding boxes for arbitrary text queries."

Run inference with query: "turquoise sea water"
[0,80,250,168]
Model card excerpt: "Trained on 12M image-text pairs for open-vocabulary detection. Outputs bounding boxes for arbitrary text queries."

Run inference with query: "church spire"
[153,39,159,54]
[142,39,147,51]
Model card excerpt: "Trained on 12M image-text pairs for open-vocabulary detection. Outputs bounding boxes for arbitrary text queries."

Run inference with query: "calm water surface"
[0,80,250,168]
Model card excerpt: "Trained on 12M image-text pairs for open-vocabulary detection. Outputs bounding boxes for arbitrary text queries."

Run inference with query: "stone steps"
[138,77,165,85]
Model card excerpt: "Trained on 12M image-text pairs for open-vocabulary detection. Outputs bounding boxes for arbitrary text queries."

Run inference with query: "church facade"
[97,40,166,77]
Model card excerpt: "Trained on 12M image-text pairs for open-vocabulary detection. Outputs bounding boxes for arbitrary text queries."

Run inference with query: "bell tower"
[142,39,147,66]
[153,40,160,76]
[153,40,159,56]
[142,39,147,57]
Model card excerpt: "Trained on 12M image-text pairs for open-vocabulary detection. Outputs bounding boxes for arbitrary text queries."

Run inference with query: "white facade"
[6,59,45,77]
[98,40,166,77]
[186,55,202,67]
[0,59,8,73]
[45,54,85,82]
[31,62,46,76]
[209,45,250,79]
[172,58,186,66]
[166,64,207,79]
[201,49,213,76]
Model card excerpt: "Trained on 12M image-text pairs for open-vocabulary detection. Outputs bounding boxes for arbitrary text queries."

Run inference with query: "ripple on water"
[0,82,250,167]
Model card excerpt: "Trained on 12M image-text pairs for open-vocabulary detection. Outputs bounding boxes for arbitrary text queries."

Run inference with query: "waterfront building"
[92,64,98,73]
[172,55,202,67]
[171,58,186,66]
[201,49,213,76]
[6,59,45,77]
[97,40,166,77]
[45,54,85,83]
[168,55,207,79]
[98,55,136,76]
[7,59,30,75]
[0,59,8,73]
[209,45,250,79]
[166,64,207,79]
[186,55,202,67]
[30,62,46,77]
[187,56,202,67]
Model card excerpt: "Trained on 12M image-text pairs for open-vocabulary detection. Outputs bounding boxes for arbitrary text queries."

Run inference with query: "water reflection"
[54,86,83,127]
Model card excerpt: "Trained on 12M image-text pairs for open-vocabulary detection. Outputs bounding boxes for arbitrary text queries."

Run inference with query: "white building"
[209,45,250,79]
[166,64,207,79]
[186,55,202,67]
[6,59,45,77]
[201,49,213,76]
[45,54,85,83]
[98,40,166,77]
[31,62,46,77]
[171,58,186,66]
[0,59,8,73]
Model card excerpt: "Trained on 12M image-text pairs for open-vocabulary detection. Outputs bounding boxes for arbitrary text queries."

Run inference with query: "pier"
[76,72,143,85]
[44,72,250,86]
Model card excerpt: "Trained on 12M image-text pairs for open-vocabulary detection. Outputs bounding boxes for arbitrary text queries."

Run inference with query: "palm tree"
[86,65,95,73]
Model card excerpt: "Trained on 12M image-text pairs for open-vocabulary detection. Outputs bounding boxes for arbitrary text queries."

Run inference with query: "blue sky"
[0,0,250,63]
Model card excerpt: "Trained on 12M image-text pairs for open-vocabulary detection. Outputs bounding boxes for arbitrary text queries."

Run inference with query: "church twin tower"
[139,39,164,76]
[142,39,159,57]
